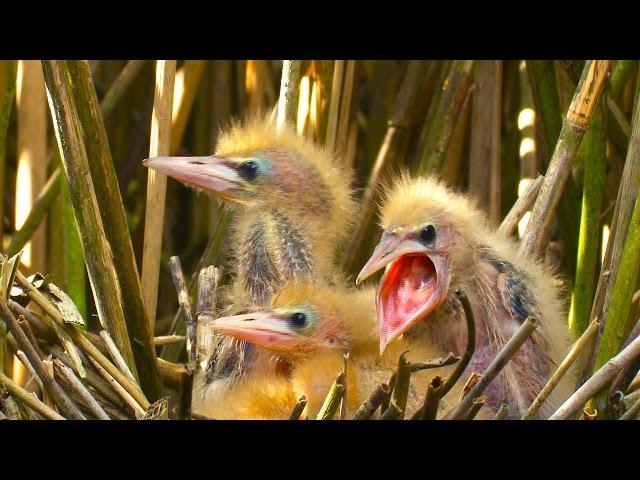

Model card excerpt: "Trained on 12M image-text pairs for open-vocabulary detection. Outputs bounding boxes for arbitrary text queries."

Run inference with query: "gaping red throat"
[377,253,447,351]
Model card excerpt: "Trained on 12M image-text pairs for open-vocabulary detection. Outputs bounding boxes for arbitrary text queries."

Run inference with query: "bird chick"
[357,175,572,419]
[198,280,449,419]
[145,118,357,388]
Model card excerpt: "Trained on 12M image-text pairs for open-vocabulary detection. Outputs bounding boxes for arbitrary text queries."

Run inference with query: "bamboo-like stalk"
[0,60,17,245]
[289,395,307,420]
[417,60,474,175]
[519,60,610,258]
[620,394,640,420]
[0,368,64,420]
[16,60,48,273]
[497,175,544,237]
[10,266,150,410]
[66,60,162,399]
[170,60,206,154]
[99,60,147,118]
[276,60,302,130]
[421,376,443,420]
[343,61,428,271]
[580,87,640,388]
[550,330,640,420]
[469,60,502,223]
[42,60,138,375]
[568,99,607,336]
[53,358,110,420]
[141,60,177,331]
[316,372,346,420]
[324,60,344,151]
[446,317,538,420]
[592,161,640,413]
[352,383,389,420]
[335,60,356,156]
[522,319,600,420]
[0,300,84,419]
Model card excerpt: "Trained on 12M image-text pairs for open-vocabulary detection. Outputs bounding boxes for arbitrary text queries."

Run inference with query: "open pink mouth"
[378,253,445,351]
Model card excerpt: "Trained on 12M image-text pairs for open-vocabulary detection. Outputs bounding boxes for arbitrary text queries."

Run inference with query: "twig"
[493,404,509,420]
[408,353,460,373]
[10,266,150,410]
[141,59,177,330]
[316,372,346,420]
[0,369,64,420]
[519,60,610,257]
[420,376,444,420]
[157,358,187,390]
[392,351,411,419]
[85,353,145,419]
[169,256,196,366]
[340,353,349,420]
[497,175,544,237]
[0,299,84,419]
[153,335,185,346]
[380,401,402,420]
[352,383,389,420]
[53,358,110,420]
[100,330,138,386]
[465,396,486,420]
[522,319,600,420]
[446,317,538,420]
[550,330,640,420]
[289,395,308,420]
[441,290,476,398]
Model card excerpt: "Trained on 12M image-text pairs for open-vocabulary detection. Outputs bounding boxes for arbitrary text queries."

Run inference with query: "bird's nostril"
[189,161,205,165]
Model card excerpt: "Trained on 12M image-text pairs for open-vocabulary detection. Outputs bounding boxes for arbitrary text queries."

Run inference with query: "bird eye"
[289,312,307,328]
[419,224,436,245]
[238,161,259,181]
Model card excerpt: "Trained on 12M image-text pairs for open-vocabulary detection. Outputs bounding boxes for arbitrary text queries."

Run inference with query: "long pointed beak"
[211,311,302,353]
[356,233,427,285]
[143,155,246,197]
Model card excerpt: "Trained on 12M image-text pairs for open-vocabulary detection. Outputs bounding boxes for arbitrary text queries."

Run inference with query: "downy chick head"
[143,117,356,242]
[209,281,376,360]
[356,174,492,353]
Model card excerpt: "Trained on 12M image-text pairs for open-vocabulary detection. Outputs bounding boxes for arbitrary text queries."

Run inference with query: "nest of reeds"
[1,60,640,420]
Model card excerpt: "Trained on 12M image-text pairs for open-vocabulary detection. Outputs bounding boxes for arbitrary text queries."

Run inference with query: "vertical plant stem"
[99,60,147,117]
[16,60,48,274]
[42,60,137,375]
[469,60,502,223]
[324,60,344,151]
[417,60,474,175]
[141,60,176,331]
[519,60,610,258]
[421,376,443,420]
[0,60,17,245]
[276,60,302,130]
[569,99,607,335]
[65,60,162,400]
